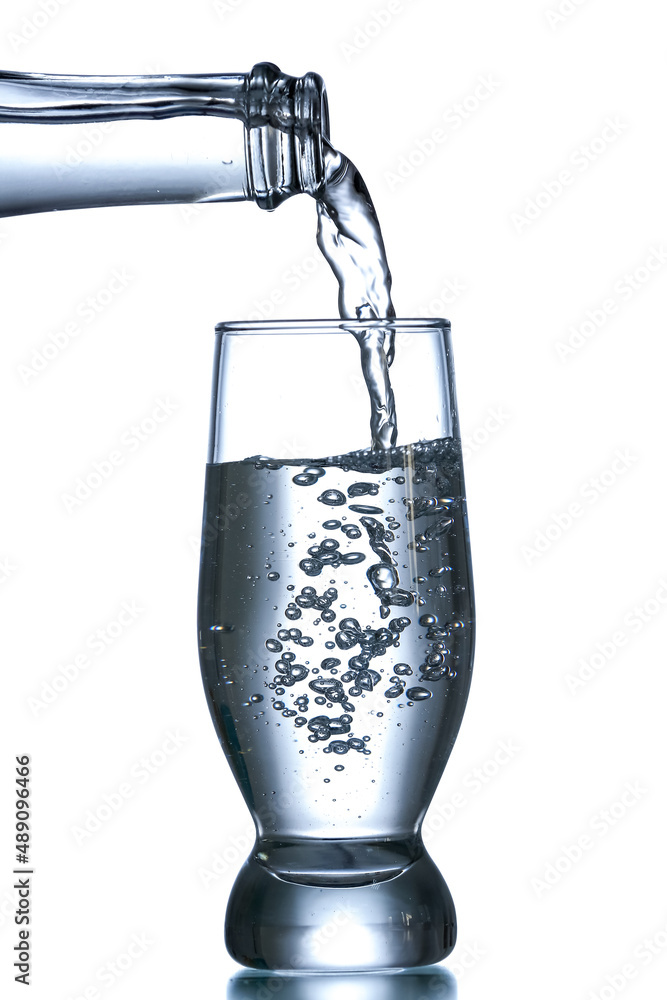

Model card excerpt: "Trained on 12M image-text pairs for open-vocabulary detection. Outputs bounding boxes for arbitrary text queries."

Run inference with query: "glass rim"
[214,317,451,335]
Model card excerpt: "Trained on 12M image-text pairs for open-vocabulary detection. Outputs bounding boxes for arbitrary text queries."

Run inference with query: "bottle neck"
[0,70,248,122]
[0,62,330,212]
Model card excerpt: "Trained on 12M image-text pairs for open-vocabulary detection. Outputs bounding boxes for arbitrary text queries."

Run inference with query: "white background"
[1,1,666,998]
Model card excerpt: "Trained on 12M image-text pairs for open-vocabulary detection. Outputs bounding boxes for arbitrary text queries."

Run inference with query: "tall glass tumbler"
[197,319,475,972]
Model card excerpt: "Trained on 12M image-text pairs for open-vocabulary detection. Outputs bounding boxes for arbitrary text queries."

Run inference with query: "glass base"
[225,840,456,972]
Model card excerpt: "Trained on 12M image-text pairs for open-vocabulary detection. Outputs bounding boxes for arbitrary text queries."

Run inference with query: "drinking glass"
[197,319,475,972]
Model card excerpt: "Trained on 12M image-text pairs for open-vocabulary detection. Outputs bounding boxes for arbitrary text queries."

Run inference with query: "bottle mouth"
[245,62,330,210]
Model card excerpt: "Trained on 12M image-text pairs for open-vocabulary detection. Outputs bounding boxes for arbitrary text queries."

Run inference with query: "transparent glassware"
[197,319,475,972]
[0,62,329,215]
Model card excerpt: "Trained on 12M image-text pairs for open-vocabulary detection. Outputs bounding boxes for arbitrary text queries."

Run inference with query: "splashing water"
[316,139,397,450]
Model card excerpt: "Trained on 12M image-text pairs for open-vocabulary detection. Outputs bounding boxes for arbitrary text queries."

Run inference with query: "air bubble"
[318,489,346,506]
[347,482,379,497]
[406,687,432,701]
[265,639,282,652]
[323,519,341,530]
[321,657,341,670]
[368,564,399,591]
[267,572,280,581]
[300,557,323,577]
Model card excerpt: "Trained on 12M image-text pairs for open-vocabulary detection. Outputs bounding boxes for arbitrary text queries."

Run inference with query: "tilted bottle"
[0,61,329,216]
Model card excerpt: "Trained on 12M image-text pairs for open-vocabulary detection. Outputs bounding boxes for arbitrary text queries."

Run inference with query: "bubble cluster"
[403,495,455,521]
[274,657,309,686]
[307,713,353,742]
[293,467,326,487]
[361,515,414,612]
[299,537,365,577]
[323,737,370,756]
[231,438,470,770]
[347,482,379,497]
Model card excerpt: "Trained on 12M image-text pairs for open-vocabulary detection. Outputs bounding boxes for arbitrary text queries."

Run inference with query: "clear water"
[198,438,474,843]
[317,139,397,449]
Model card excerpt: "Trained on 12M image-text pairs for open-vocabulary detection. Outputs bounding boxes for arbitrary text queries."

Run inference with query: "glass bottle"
[0,61,329,215]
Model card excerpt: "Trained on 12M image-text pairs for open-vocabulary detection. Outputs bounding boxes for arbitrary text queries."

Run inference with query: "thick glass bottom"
[225,839,456,972]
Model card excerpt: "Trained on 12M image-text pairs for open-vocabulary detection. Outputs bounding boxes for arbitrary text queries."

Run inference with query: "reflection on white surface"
[226,964,456,1000]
